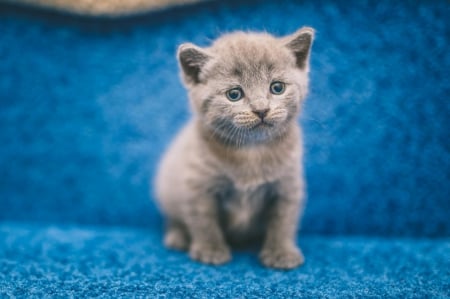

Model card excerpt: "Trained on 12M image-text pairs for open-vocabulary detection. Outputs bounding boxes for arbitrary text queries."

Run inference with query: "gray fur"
[155,27,314,269]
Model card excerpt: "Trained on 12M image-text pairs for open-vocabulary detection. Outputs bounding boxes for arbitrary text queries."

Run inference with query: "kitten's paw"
[189,242,231,265]
[164,227,189,251]
[260,245,304,270]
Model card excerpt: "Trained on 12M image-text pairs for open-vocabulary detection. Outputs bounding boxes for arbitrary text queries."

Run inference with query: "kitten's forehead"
[208,32,294,82]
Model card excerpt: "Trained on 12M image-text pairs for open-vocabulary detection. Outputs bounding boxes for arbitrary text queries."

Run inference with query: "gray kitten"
[155,27,314,269]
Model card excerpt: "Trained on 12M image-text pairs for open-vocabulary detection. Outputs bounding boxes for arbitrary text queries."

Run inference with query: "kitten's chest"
[215,180,277,233]
[221,148,289,190]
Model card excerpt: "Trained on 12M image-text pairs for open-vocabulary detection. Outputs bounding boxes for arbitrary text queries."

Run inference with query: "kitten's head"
[178,27,314,146]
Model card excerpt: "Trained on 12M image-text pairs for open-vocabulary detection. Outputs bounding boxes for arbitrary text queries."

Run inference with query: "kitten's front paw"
[164,228,189,251]
[189,242,231,265]
[260,245,304,270]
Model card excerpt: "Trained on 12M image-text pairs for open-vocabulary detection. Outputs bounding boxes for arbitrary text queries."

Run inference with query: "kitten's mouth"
[251,120,274,129]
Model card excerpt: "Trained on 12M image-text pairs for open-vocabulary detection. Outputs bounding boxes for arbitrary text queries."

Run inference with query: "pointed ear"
[284,27,314,70]
[177,43,211,85]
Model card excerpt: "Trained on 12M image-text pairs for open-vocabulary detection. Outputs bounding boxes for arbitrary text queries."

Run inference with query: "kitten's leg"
[184,196,231,265]
[164,220,189,251]
[260,178,305,269]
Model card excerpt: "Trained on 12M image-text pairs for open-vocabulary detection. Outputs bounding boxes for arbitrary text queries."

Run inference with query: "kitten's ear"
[284,27,315,70]
[177,43,211,85]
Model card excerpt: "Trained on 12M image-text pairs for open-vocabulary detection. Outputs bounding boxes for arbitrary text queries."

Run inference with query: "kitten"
[155,27,314,269]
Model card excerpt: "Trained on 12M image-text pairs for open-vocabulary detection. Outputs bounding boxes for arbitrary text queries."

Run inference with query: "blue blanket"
[0,0,449,297]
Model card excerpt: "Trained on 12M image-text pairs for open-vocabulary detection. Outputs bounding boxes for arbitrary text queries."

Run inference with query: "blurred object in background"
[0,0,207,16]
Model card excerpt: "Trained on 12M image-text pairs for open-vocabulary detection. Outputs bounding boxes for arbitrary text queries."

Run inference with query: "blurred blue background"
[0,1,450,236]
[1,0,449,297]
[1,0,448,237]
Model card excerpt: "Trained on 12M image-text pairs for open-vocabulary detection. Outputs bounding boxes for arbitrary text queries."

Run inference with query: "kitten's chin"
[248,120,273,129]
[246,123,283,143]
[207,121,286,147]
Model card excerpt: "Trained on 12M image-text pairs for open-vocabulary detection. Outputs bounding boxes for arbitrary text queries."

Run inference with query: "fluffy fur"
[155,27,314,269]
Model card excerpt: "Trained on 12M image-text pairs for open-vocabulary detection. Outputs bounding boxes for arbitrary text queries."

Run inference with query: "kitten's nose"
[253,108,269,120]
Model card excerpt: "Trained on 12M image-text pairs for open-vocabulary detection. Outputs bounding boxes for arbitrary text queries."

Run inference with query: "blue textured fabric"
[1,222,449,298]
[0,0,449,297]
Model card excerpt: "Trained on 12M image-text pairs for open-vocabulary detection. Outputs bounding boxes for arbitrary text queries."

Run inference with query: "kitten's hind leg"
[164,220,190,251]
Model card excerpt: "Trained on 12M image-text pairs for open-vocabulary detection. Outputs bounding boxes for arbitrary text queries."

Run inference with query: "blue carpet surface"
[1,222,449,298]
[0,0,449,297]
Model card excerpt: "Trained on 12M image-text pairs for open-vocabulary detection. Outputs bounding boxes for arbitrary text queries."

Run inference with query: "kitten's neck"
[197,118,301,189]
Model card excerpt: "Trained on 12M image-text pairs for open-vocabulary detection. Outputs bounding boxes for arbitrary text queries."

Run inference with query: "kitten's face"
[178,28,314,146]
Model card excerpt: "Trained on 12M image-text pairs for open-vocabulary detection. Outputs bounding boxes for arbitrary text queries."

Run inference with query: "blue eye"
[226,88,244,102]
[270,81,285,95]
